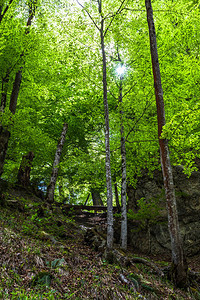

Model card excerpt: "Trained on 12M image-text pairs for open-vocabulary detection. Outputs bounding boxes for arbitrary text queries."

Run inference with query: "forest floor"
[0,185,200,299]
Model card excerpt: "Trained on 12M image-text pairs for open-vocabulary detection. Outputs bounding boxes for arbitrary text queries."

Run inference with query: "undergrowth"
[0,193,199,299]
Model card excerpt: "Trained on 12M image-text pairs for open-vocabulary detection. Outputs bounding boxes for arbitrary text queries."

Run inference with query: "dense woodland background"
[0,0,200,297]
[0,0,199,198]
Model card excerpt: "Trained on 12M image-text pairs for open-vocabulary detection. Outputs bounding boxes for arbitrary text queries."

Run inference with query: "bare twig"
[76,0,100,31]
[104,0,128,37]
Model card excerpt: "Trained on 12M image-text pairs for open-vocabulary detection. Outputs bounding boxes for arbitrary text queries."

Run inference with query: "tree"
[98,0,114,250]
[77,0,116,249]
[119,78,127,250]
[46,123,68,204]
[0,1,199,275]
[91,189,104,206]
[17,151,34,187]
[116,56,127,250]
[145,0,188,287]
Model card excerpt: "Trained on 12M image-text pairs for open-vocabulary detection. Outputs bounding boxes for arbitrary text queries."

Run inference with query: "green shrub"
[127,197,163,229]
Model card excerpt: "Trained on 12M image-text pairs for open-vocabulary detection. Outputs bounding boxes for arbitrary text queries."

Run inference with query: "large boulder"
[128,166,200,257]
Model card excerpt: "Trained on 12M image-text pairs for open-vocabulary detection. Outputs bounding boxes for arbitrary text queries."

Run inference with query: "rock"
[84,228,106,252]
[127,166,200,257]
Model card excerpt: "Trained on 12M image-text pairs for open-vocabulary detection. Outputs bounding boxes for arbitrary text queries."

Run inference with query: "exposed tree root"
[84,227,164,278]
[130,256,164,277]
[84,227,200,292]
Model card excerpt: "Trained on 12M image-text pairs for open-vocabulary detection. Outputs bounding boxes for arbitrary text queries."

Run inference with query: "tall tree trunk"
[0,0,36,177]
[46,123,68,204]
[113,173,120,210]
[119,76,127,250]
[145,0,188,287]
[17,151,34,187]
[91,189,104,206]
[99,1,114,250]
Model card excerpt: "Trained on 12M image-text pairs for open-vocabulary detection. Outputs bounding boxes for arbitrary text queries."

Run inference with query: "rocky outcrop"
[127,166,200,257]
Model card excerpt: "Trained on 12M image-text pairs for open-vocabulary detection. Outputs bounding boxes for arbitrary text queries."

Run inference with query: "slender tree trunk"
[17,151,34,187]
[118,77,127,250]
[113,173,120,210]
[99,2,114,250]
[46,123,68,204]
[84,193,90,206]
[145,0,188,287]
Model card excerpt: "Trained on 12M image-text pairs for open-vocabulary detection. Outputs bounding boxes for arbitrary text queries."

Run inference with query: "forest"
[0,0,200,298]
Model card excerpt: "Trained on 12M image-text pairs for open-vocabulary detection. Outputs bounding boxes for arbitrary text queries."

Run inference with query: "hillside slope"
[0,186,199,299]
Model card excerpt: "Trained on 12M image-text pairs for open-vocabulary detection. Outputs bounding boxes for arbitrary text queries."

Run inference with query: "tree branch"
[125,97,154,142]
[104,0,128,37]
[0,0,14,24]
[76,0,100,31]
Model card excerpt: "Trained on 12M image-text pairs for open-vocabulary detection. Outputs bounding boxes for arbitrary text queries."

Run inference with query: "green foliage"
[31,271,52,288]
[162,103,200,175]
[21,221,38,236]
[127,273,140,291]
[0,287,59,299]
[0,189,196,299]
[127,197,163,228]
[46,258,65,270]
[0,0,200,201]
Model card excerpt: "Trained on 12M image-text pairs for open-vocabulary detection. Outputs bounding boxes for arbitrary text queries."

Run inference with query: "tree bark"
[17,151,35,187]
[145,0,188,287]
[113,173,120,210]
[91,189,104,206]
[46,123,68,204]
[99,0,114,250]
[119,77,127,250]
